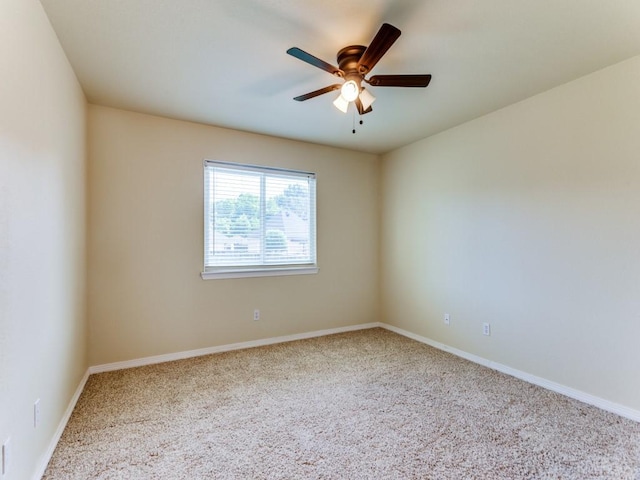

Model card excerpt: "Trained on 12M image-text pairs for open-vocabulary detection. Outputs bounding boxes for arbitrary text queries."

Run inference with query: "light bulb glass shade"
[333,94,349,113]
[340,80,359,102]
[359,88,376,110]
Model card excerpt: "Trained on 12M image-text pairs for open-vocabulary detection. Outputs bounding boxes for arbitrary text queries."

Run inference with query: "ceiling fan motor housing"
[337,45,367,86]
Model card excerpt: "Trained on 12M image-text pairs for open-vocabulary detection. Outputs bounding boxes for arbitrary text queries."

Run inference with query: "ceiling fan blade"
[357,23,401,74]
[366,74,432,87]
[354,97,373,115]
[287,47,343,77]
[293,84,342,101]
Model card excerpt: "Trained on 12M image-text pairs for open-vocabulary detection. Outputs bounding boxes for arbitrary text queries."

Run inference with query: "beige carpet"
[44,328,640,479]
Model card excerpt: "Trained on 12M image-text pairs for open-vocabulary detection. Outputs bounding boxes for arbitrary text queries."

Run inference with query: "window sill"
[201,266,319,280]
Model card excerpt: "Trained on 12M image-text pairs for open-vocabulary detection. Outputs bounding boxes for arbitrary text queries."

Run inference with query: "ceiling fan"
[287,23,432,115]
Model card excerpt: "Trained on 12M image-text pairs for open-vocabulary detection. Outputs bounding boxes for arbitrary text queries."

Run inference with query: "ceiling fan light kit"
[359,88,376,110]
[332,94,349,113]
[340,80,359,102]
[287,23,431,122]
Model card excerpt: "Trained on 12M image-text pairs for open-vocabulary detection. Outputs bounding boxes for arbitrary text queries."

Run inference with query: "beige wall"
[0,1,87,478]
[87,106,380,365]
[381,55,640,411]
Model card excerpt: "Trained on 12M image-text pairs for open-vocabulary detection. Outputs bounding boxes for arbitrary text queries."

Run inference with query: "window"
[202,160,317,279]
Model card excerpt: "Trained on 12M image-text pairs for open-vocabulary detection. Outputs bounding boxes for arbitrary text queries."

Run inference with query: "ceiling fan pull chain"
[352,108,356,134]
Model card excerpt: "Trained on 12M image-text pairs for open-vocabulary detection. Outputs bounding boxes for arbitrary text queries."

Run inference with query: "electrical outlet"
[444,313,450,325]
[2,437,10,477]
[483,323,491,336]
[253,309,260,321]
[34,398,41,428]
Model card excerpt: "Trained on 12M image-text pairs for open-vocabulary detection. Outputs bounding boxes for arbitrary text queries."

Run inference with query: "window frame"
[201,160,318,280]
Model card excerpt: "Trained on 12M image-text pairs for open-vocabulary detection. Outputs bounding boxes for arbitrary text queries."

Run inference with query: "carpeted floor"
[44,328,640,479]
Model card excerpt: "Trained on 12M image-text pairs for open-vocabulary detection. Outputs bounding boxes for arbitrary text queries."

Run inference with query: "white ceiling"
[40,0,640,154]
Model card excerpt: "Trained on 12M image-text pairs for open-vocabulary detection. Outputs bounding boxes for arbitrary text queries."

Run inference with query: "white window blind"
[203,160,317,278]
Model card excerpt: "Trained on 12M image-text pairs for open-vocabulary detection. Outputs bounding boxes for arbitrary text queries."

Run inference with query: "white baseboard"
[379,323,640,423]
[33,368,90,480]
[89,322,382,374]
[90,321,640,422]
